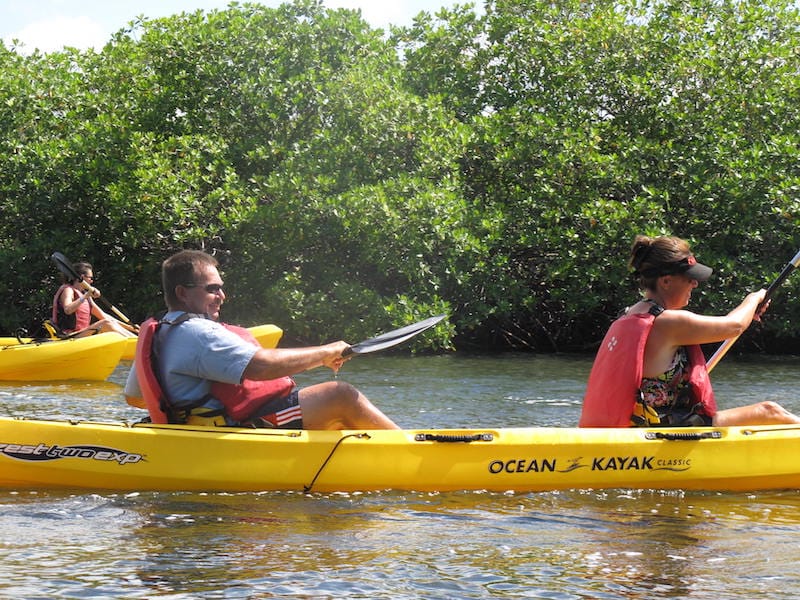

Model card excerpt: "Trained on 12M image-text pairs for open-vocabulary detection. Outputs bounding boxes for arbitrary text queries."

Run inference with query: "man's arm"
[243,342,350,381]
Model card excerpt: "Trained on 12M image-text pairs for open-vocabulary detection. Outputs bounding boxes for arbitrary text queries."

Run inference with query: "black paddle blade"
[344,314,447,356]
[50,251,80,281]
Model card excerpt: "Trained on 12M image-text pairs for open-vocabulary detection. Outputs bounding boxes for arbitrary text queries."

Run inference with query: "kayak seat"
[184,408,228,427]
[42,319,99,340]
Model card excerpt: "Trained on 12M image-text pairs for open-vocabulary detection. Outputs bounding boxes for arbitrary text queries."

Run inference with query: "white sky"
[0,1,482,54]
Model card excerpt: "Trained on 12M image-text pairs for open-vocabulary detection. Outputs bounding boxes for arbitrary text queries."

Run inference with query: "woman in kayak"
[580,235,800,427]
[51,261,136,338]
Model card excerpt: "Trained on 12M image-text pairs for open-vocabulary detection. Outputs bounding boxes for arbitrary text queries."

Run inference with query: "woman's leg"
[712,401,800,426]
[96,318,137,338]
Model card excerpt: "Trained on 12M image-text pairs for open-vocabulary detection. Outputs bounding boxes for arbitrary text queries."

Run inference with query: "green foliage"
[451,0,800,349]
[1,0,799,355]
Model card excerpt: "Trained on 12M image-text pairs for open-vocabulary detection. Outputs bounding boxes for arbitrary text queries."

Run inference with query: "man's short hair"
[162,250,218,309]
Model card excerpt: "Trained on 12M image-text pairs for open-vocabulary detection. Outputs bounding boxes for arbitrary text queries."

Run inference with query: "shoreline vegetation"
[2,0,799,355]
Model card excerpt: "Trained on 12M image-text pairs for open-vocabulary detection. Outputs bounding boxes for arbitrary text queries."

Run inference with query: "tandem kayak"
[1,418,799,493]
[0,324,286,381]
[0,333,127,382]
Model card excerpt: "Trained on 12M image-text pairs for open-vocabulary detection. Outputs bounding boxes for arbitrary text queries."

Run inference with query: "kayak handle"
[414,433,494,443]
[645,431,722,441]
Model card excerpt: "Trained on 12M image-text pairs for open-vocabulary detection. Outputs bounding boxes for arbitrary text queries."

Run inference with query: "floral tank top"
[640,346,691,410]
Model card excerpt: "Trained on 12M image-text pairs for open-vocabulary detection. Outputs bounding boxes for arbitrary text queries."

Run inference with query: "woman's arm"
[656,289,767,347]
[61,286,92,315]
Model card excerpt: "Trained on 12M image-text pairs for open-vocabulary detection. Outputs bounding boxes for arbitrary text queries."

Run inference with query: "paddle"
[706,248,800,372]
[342,314,447,357]
[50,251,138,331]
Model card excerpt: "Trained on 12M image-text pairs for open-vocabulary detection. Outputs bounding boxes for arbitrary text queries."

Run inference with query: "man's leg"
[298,381,400,430]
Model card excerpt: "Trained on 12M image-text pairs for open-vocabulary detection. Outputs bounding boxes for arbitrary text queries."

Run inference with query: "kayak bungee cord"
[303,432,371,493]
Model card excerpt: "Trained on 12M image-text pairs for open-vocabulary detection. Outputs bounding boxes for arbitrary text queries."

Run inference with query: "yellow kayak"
[0,324,285,381]
[1,419,798,493]
[0,333,127,382]
[118,323,284,360]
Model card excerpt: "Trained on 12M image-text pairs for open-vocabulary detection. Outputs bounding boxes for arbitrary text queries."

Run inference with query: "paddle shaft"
[75,281,136,327]
[706,248,800,372]
[50,252,135,327]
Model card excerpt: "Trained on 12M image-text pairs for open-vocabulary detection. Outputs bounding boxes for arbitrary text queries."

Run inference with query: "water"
[1,353,799,599]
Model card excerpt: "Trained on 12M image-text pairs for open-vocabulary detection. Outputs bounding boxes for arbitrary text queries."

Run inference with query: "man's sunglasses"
[183,283,225,293]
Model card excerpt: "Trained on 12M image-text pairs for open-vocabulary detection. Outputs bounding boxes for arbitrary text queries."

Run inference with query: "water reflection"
[2,485,800,598]
[0,379,127,421]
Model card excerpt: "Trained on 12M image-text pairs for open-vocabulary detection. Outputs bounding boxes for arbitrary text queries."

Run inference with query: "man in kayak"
[52,261,137,339]
[580,235,800,428]
[124,249,399,430]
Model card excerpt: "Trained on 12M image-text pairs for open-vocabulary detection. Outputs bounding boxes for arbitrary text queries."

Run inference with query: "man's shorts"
[249,389,303,429]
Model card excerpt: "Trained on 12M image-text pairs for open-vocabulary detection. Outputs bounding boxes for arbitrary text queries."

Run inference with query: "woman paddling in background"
[580,235,800,428]
[52,261,137,338]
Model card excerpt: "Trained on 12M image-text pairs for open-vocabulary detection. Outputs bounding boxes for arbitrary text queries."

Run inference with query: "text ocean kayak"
[0,419,798,493]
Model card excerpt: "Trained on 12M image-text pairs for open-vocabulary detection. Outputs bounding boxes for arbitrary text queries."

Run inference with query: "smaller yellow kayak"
[0,332,128,382]
[0,324,284,382]
[119,323,284,360]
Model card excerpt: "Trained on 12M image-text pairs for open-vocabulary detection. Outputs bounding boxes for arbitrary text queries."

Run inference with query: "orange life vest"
[579,307,716,427]
[51,284,91,332]
[135,318,171,424]
[135,315,295,424]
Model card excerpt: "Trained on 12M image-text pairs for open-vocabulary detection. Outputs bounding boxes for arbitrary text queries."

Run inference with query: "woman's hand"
[749,289,770,321]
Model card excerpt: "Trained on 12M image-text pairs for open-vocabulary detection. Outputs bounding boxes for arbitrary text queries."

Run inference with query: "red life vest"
[208,323,296,422]
[51,284,91,332]
[579,309,716,427]
[135,315,295,424]
[135,318,171,424]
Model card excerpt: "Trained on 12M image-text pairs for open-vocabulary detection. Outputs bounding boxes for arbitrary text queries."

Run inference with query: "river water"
[1,353,799,599]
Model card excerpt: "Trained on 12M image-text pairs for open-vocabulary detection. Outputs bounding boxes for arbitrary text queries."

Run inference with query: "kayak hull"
[1,418,798,493]
[0,333,127,382]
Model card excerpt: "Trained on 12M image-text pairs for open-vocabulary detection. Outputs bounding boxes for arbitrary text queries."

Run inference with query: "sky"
[0,0,481,54]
